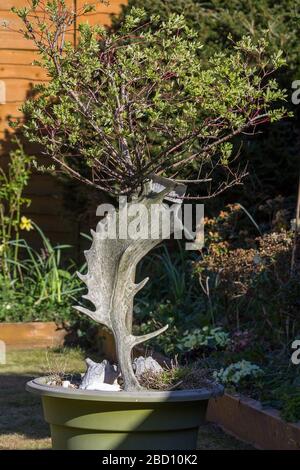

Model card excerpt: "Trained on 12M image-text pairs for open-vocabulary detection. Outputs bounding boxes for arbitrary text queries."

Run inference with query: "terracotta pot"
[0,321,67,349]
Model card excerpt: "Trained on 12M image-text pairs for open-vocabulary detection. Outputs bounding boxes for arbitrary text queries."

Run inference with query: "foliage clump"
[112,0,299,203]
[0,144,84,324]
[178,326,230,352]
[112,0,300,81]
[0,142,32,280]
[213,360,264,386]
[196,209,298,346]
[12,1,288,199]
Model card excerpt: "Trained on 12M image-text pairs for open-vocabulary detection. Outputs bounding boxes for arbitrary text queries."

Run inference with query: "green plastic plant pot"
[26,377,223,450]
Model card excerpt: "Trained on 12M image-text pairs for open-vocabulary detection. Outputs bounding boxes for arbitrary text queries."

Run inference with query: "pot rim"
[26,377,224,403]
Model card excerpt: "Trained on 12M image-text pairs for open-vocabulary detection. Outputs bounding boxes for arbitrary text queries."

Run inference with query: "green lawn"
[0,348,253,450]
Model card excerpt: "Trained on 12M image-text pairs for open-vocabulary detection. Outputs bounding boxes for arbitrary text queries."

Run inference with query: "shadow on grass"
[0,374,50,441]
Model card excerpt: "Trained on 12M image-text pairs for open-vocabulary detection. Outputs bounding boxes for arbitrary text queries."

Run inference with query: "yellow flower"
[0,244,5,255]
[20,216,33,231]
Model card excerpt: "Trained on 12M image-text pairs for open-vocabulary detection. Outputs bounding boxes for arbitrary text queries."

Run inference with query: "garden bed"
[0,322,67,350]
[207,392,300,450]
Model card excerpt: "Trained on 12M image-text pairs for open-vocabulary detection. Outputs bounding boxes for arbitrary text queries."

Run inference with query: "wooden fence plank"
[0,0,43,9]
[0,49,39,65]
[0,103,23,132]
[1,78,47,103]
[1,0,74,11]
[77,0,125,14]
[0,64,48,80]
[0,79,5,104]
[0,32,37,50]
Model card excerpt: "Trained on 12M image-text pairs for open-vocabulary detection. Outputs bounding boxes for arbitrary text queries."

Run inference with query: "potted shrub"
[13,0,288,450]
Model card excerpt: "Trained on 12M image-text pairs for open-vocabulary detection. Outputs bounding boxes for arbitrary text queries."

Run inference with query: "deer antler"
[75,177,186,390]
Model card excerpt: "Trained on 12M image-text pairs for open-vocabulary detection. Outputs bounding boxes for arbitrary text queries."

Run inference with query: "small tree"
[13,1,288,390]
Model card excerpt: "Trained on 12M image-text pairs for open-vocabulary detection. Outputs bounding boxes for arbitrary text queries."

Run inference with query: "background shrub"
[112,0,300,205]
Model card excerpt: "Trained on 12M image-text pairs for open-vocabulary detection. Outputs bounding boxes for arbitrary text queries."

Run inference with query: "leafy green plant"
[0,141,32,280]
[193,202,300,346]
[254,359,300,423]
[112,0,300,79]
[0,136,84,324]
[14,222,82,304]
[136,243,197,304]
[214,360,263,386]
[156,246,187,303]
[0,224,85,323]
[0,283,74,323]
[111,0,299,205]
[280,392,300,423]
[132,244,209,355]
[178,326,230,352]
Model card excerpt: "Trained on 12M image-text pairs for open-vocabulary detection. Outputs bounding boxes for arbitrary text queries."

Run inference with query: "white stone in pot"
[79,358,119,390]
[133,356,163,378]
